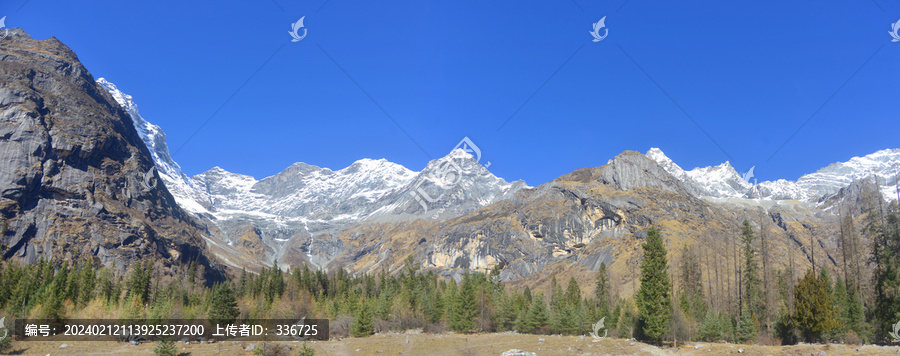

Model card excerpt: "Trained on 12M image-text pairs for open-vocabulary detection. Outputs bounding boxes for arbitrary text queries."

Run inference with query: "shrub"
[253,342,290,356]
[296,342,316,356]
[698,312,730,342]
[774,309,797,345]
[152,338,178,356]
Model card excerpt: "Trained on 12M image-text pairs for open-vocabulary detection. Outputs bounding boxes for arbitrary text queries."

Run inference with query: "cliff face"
[0,29,221,280]
[328,149,845,298]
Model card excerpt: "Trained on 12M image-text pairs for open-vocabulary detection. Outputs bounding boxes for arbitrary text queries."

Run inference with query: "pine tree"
[636,227,673,344]
[792,269,839,342]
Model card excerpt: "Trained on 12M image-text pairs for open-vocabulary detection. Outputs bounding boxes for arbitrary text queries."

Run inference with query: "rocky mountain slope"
[329,150,855,297]
[30,24,890,299]
[0,29,222,280]
[99,67,900,298]
[98,77,529,269]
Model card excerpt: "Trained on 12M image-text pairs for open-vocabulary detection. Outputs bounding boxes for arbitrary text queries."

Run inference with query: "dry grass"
[7,333,900,355]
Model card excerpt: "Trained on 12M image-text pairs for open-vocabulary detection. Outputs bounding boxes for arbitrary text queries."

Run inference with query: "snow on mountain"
[645,148,689,182]
[97,77,529,266]
[684,161,752,198]
[645,148,751,199]
[192,157,419,223]
[97,78,211,214]
[645,147,900,202]
[796,148,900,201]
[367,148,529,221]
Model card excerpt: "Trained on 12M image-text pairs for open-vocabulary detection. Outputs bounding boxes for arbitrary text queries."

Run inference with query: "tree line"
[0,195,898,348]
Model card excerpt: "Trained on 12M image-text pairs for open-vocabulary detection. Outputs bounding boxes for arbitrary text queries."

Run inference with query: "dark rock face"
[818,177,884,216]
[0,29,221,280]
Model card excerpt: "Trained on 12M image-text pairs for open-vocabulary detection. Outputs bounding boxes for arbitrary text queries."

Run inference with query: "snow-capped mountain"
[367,148,529,221]
[98,78,528,267]
[99,77,897,274]
[97,78,212,214]
[645,148,752,199]
[193,158,418,223]
[645,147,900,202]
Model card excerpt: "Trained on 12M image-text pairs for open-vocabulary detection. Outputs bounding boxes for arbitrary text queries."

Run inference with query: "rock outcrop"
[0,28,221,280]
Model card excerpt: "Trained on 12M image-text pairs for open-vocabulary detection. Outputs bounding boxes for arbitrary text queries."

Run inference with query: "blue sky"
[3,0,899,185]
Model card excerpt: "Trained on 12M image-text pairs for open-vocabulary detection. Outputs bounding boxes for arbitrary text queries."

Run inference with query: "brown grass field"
[5,332,900,355]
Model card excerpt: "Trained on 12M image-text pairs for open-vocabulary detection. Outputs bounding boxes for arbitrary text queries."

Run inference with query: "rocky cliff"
[328,150,858,297]
[0,29,222,280]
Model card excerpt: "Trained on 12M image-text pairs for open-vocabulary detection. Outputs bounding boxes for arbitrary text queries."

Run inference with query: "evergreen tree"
[636,227,673,344]
[494,292,518,331]
[208,282,239,326]
[297,342,316,356]
[126,260,153,304]
[78,261,96,307]
[595,262,611,316]
[845,280,866,340]
[565,277,582,309]
[833,274,849,338]
[740,220,763,325]
[735,303,757,342]
[792,269,840,342]
[153,338,178,356]
[868,202,900,340]
[698,312,730,342]
[40,278,65,321]
[519,292,550,334]
[773,307,797,345]
[351,299,374,337]
[449,272,477,333]
[423,287,444,324]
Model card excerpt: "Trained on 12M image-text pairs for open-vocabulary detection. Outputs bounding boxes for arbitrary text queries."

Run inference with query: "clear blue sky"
[4,0,898,185]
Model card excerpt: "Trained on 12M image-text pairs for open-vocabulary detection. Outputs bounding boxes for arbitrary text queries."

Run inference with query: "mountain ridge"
[645,147,900,203]
[96,75,899,282]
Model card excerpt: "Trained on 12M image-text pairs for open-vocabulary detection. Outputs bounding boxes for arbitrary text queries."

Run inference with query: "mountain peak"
[645,147,670,162]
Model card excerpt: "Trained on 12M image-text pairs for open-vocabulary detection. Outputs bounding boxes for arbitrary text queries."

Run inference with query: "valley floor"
[6,332,900,355]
